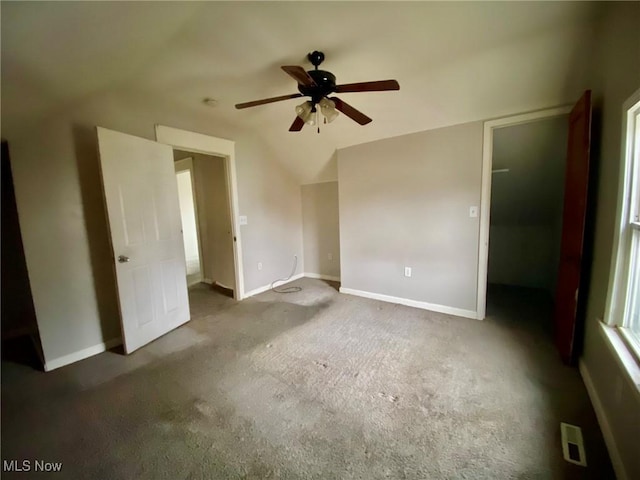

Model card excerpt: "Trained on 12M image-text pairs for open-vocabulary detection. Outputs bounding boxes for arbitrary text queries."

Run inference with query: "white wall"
[580,3,640,479]
[175,170,201,275]
[4,88,303,368]
[301,182,340,279]
[338,122,483,314]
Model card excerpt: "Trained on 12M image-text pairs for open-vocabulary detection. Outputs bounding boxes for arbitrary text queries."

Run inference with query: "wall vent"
[560,422,587,467]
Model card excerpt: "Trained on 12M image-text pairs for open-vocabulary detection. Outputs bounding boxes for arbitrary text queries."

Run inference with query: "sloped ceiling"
[1,1,600,184]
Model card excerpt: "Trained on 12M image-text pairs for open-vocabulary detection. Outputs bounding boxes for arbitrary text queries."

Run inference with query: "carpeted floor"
[1,279,613,479]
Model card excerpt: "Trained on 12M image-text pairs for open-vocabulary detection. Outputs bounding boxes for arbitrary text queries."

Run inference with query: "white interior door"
[97,127,190,353]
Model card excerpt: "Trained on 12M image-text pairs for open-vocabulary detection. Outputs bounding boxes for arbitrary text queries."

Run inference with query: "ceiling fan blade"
[281,65,317,87]
[335,80,400,93]
[329,97,372,125]
[235,93,303,109]
[289,116,305,132]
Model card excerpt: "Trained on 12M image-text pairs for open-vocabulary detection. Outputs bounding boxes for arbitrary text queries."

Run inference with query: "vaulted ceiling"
[1,2,601,184]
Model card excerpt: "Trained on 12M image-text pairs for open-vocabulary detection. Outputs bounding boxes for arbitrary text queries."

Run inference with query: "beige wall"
[338,122,483,313]
[580,3,640,479]
[187,151,235,289]
[301,182,340,279]
[236,147,304,292]
[5,89,303,367]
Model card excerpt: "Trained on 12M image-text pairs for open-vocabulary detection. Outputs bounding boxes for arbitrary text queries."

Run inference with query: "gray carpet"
[1,279,613,479]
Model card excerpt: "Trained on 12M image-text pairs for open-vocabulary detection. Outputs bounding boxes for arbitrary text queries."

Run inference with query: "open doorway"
[485,115,569,333]
[155,125,244,302]
[173,149,236,300]
[478,94,593,363]
[174,157,203,286]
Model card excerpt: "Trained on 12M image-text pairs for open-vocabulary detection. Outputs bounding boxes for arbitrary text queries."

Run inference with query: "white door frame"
[155,125,245,300]
[174,157,205,286]
[476,105,572,319]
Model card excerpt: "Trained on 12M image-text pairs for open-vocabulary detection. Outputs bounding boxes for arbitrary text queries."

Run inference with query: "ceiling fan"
[235,51,400,132]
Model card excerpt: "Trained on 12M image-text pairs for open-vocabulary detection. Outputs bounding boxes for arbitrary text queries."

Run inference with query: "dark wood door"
[554,91,592,364]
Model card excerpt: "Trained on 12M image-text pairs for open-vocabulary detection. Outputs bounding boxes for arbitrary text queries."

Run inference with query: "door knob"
[118,255,130,263]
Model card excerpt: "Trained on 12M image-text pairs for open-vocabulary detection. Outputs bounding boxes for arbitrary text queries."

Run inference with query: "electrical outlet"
[404,267,412,277]
[257,262,262,271]
[239,215,248,225]
[328,253,333,261]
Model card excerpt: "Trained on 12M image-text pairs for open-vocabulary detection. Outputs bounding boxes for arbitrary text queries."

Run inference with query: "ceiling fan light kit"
[319,98,339,123]
[295,101,316,125]
[295,98,338,127]
[235,50,400,132]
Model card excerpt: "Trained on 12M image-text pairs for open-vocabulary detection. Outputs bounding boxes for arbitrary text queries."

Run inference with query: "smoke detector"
[203,98,218,107]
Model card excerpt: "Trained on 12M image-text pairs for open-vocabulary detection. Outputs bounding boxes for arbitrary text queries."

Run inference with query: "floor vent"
[560,422,587,466]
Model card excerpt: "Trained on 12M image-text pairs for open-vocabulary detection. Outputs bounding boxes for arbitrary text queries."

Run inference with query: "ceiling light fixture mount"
[308,50,325,69]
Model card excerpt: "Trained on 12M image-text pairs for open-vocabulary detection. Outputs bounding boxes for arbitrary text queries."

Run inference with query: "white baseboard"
[579,359,628,480]
[202,278,213,285]
[243,273,305,298]
[339,287,478,320]
[304,272,341,282]
[44,337,122,372]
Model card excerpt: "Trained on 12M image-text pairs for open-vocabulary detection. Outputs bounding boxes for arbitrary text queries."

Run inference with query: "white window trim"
[619,326,640,361]
[603,87,640,371]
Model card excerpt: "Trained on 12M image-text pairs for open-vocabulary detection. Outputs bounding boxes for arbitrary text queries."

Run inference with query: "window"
[605,87,640,360]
